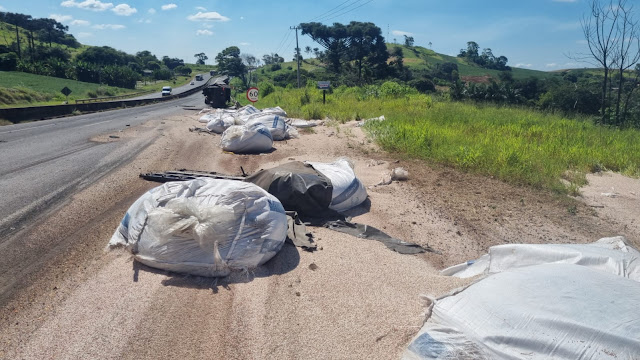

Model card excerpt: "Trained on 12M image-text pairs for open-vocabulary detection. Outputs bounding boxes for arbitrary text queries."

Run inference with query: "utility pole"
[290,25,301,88]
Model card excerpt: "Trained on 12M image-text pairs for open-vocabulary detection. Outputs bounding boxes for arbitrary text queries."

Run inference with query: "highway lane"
[0,92,204,237]
[130,73,212,100]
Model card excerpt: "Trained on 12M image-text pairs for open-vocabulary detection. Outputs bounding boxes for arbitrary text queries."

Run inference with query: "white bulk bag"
[246,114,287,140]
[220,122,273,154]
[404,238,640,360]
[260,106,287,117]
[307,158,367,212]
[236,105,260,117]
[108,179,288,277]
[198,113,214,123]
[206,114,235,133]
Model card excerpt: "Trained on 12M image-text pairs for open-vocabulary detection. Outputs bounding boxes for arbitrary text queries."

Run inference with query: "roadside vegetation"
[242,82,640,193]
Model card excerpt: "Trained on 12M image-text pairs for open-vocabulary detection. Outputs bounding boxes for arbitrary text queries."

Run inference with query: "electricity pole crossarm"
[290,26,301,88]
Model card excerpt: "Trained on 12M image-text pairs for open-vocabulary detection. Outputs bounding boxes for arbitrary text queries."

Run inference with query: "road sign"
[246,87,259,102]
[61,87,72,96]
[317,81,330,90]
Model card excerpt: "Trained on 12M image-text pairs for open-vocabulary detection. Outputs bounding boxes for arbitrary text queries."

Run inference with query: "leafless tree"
[581,0,621,123]
[611,2,640,124]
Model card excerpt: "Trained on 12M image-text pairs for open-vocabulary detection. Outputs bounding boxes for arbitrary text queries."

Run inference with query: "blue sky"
[2,0,591,71]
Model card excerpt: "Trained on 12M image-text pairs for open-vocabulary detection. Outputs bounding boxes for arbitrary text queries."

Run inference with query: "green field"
[386,44,559,80]
[245,84,640,193]
[0,71,197,107]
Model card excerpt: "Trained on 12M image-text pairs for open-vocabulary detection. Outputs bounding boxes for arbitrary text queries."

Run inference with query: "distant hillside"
[386,44,558,81]
[0,20,87,58]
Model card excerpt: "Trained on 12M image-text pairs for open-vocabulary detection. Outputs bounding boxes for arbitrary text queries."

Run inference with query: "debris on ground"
[357,115,385,127]
[108,178,288,277]
[404,236,640,359]
[195,105,313,140]
[137,159,436,256]
[391,167,409,181]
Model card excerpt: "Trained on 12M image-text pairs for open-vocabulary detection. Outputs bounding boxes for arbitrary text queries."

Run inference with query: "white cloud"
[93,24,125,30]
[161,4,177,10]
[392,30,413,37]
[77,32,93,38]
[71,19,90,26]
[136,18,152,24]
[187,11,230,22]
[60,0,114,12]
[50,14,73,23]
[0,5,6,11]
[148,8,156,14]
[112,3,137,16]
[240,42,250,46]
[195,6,206,11]
[546,63,558,68]
[196,29,213,36]
[515,63,533,68]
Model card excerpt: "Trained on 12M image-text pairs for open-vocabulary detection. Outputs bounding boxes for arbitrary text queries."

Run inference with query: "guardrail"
[0,77,211,124]
[75,89,155,104]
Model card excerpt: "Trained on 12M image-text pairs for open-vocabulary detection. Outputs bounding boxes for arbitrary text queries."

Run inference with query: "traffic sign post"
[317,81,330,104]
[246,87,259,103]
[61,86,72,103]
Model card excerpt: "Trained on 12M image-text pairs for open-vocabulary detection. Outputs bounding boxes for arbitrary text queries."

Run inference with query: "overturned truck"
[202,76,231,108]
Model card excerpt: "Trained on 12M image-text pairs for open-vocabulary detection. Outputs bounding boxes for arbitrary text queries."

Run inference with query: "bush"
[259,81,275,97]
[409,78,436,93]
[0,52,18,71]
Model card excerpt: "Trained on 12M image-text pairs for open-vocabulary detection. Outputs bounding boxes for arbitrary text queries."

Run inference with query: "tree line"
[0,11,195,89]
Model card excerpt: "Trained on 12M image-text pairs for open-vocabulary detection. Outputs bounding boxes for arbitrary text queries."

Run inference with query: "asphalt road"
[0,92,204,237]
[131,73,212,100]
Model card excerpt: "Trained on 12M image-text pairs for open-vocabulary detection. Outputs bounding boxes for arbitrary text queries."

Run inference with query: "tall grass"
[248,84,640,191]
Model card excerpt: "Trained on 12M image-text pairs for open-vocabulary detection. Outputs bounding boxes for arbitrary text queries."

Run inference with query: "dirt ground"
[0,110,638,359]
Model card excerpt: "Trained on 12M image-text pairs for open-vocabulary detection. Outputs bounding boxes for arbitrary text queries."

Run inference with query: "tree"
[403,35,414,47]
[299,21,389,82]
[580,0,624,124]
[162,56,184,70]
[194,52,208,65]
[611,1,640,124]
[216,46,247,87]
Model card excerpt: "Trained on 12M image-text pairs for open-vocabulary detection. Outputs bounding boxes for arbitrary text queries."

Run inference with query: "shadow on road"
[131,242,300,293]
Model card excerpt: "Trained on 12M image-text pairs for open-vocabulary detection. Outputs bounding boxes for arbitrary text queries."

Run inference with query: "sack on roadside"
[306,158,368,212]
[206,114,235,133]
[246,114,287,141]
[108,179,288,277]
[220,122,273,154]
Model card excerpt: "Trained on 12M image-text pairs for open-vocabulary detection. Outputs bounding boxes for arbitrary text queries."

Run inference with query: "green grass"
[0,71,197,107]
[387,44,559,80]
[0,71,138,107]
[244,85,640,192]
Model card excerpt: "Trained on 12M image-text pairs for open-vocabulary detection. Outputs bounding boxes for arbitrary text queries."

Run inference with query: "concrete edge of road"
[0,78,212,124]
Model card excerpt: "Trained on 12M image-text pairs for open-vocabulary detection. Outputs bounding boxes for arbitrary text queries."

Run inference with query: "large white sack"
[246,114,287,140]
[441,236,640,280]
[108,179,288,277]
[404,238,640,360]
[220,122,273,154]
[206,114,235,133]
[236,104,260,117]
[198,113,214,123]
[307,158,367,212]
[403,264,640,360]
[260,106,287,117]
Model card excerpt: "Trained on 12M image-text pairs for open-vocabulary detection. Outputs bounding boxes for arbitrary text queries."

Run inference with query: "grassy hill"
[386,44,558,81]
[0,21,86,58]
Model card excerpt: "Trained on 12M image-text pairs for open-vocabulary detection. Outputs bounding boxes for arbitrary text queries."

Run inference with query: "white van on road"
[161,86,172,96]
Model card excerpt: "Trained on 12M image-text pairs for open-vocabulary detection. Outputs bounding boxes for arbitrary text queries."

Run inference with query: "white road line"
[79,119,112,128]
[0,123,57,135]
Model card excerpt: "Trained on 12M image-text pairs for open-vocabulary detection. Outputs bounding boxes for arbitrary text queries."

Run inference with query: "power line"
[307,0,360,22]
[316,0,374,23]
[273,29,291,55]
